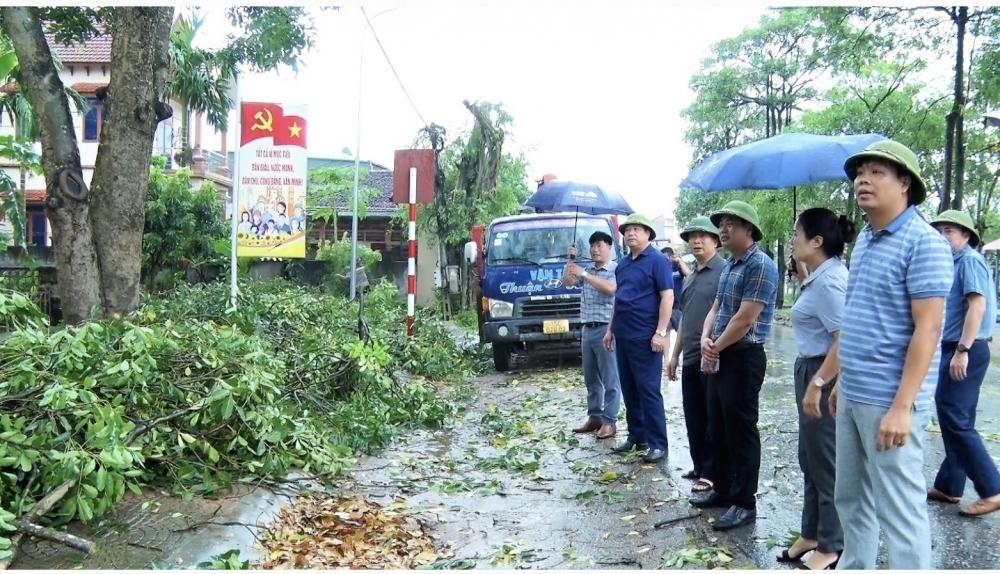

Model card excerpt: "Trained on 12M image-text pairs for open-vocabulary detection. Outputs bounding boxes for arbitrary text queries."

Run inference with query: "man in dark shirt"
[667,216,724,494]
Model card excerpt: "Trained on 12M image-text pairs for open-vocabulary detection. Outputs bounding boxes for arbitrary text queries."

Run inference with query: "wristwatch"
[811,375,827,388]
[581,270,589,279]
[956,343,970,353]
[655,329,667,337]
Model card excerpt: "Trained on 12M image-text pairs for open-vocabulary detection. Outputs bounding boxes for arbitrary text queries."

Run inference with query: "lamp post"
[349,5,400,300]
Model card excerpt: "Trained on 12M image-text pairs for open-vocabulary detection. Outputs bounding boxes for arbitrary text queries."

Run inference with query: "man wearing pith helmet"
[692,200,778,532]
[602,213,674,464]
[836,139,953,569]
[927,209,1000,519]
[666,216,724,497]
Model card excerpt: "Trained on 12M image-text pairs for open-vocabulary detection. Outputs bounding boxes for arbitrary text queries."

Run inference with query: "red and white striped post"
[406,166,417,336]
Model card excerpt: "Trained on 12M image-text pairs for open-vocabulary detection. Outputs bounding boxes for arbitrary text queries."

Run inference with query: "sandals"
[798,552,841,570]
[927,486,960,504]
[691,478,714,493]
[776,545,817,563]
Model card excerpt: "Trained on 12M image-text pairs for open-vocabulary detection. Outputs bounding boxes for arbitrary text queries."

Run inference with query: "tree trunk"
[176,102,191,166]
[88,8,173,317]
[941,7,968,213]
[1,7,174,323]
[1,7,101,323]
[950,6,968,211]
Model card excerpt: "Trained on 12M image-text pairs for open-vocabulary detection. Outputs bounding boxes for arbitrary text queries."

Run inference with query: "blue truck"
[464,212,622,371]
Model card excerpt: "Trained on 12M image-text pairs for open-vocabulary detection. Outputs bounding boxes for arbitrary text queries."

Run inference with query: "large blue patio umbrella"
[524,180,633,257]
[680,132,887,222]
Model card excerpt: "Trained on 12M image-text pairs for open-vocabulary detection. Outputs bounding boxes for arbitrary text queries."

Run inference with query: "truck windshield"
[486,219,617,266]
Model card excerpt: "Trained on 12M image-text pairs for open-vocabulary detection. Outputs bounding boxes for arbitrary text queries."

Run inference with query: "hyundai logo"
[544,279,562,289]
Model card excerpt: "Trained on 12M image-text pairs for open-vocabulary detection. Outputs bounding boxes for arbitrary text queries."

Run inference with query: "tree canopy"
[680,6,1000,247]
[0,7,315,323]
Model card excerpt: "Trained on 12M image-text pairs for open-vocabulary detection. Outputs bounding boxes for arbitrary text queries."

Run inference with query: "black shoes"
[690,491,731,509]
[713,505,756,531]
[643,448,667,463]
[611,440,648,454]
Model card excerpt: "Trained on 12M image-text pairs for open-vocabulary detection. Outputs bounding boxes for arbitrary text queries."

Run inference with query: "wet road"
[339,323,1000,570]
[14,323,998,569]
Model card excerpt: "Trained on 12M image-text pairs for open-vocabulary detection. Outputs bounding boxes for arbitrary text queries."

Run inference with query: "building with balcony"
[0,33,233,245]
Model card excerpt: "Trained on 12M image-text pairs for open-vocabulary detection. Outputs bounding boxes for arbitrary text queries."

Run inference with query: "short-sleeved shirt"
[942,244,997,342]
[612,244,673,340]
[791,257,848,359]
[679,254,724,365]
[580,260,617,323]
[711,243,779,344]
[670,263,684,311]
[839,206,953,410]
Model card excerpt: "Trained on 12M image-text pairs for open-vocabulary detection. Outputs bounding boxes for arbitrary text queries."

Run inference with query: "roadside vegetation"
[0,279,484,563]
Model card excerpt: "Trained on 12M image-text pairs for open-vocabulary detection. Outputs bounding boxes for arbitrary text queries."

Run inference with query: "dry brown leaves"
[258,495,446,569]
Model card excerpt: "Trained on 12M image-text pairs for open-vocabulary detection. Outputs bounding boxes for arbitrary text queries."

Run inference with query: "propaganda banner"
[235,102,308,258]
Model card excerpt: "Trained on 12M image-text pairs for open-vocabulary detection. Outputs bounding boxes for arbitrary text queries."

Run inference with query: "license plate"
[543,319,569,334]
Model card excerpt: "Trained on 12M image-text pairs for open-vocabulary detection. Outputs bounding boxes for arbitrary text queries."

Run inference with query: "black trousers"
[706,342,766,509]
[681,361,712,479]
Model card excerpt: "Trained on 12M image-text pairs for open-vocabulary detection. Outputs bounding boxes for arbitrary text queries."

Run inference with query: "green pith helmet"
[843,139,928,206]
[618,213,657,241]
[931,209,980,247]
[710,200,763,242]
[680,215,721,242]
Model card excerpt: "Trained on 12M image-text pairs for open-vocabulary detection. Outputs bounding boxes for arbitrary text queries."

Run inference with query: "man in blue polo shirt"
[602,213,673,463]
[692,200,778,532]
[927,209,1000,518]
[835,140,953,569]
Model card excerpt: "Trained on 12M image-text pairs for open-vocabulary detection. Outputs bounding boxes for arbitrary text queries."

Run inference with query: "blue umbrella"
[680,132,887,221]
[525,180,633,215]
[524,180,633,259]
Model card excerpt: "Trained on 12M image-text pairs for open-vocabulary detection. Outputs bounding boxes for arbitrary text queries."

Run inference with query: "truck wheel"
[492,343,512,372]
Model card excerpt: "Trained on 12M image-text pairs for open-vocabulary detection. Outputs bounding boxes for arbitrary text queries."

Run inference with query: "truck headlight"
[488,299,513,318]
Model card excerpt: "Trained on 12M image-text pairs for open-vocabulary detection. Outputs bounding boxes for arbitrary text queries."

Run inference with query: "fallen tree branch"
[0,478,78,570]
[12,521,93,554]
[653,511,702,529]
[126,402,205,445]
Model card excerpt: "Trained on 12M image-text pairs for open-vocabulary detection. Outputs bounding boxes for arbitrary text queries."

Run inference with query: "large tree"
[0,33,87,247]
[682,7,883,305]
[0,7,314,323]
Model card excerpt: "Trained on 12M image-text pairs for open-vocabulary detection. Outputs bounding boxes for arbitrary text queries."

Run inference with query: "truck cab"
[465,212,622,371]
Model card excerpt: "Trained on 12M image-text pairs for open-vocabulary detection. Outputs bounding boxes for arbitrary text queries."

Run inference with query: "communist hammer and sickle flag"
[240,102,308,148]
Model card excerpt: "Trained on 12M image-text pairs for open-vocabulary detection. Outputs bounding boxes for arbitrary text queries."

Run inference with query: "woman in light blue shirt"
[780,208,855,570]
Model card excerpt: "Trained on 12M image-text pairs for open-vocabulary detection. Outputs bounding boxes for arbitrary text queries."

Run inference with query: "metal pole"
[348,9,366,301]
[349,6,400,301]
[229,72,242,309]
[407,166,417,336]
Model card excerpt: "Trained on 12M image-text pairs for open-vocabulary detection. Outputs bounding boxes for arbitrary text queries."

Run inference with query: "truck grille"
[517,295,580,318]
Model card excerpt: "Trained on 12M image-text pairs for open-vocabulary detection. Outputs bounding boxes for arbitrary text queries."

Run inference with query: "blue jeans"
[615,336,667,450]
[835,399,931,570]
[933,340,1000,498]
[581,325,621,424]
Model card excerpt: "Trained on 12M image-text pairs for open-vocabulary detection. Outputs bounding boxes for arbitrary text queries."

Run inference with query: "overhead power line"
[361,6,428,128]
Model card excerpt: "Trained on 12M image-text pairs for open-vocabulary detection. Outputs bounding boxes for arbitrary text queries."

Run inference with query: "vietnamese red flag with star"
[240,102,307,147]
[236,102,308,259]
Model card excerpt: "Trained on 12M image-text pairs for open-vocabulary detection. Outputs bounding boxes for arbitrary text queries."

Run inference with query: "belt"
[583,321,608,328]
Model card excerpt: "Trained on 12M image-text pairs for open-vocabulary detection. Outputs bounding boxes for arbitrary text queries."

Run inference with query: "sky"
[198,3,768,239]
